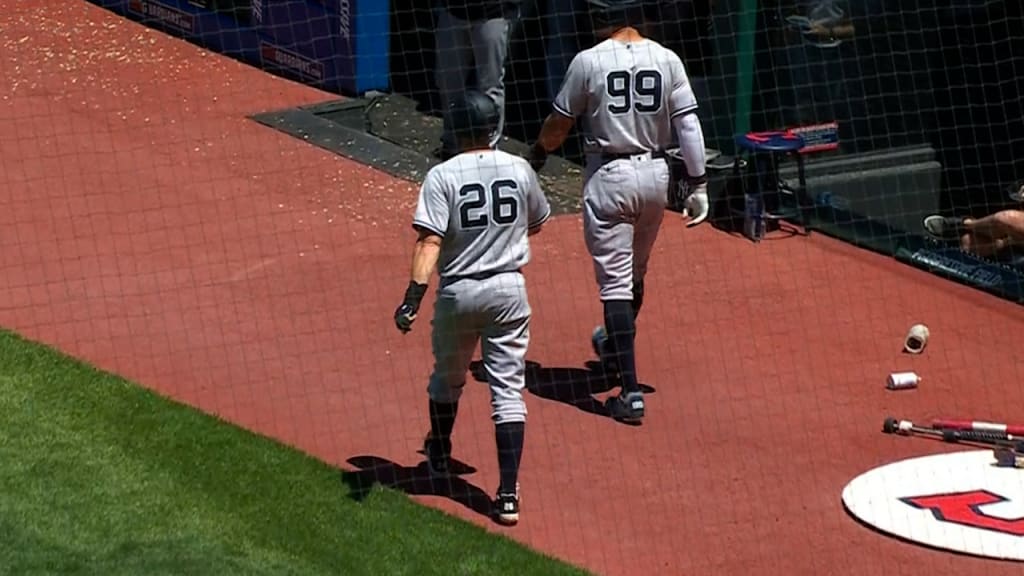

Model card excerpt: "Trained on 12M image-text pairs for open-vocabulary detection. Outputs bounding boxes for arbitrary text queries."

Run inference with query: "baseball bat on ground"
[931,418,1024,437]
[882,417,1024,448]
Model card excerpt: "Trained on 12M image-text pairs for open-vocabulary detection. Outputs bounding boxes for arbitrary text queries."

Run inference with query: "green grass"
[0,329,591,576]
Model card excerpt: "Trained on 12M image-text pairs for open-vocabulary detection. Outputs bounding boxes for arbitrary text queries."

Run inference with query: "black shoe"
[922,215,966,240]
[423,433,451,477]
[494,484,520,525]
[605,391,645,424]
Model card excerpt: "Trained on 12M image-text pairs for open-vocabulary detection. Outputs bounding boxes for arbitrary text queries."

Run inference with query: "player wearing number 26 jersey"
[393,90,551,526]
[528,0,709,424]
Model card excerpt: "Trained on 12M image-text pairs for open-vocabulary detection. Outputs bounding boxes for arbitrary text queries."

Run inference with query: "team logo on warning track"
[842,450,1024,560]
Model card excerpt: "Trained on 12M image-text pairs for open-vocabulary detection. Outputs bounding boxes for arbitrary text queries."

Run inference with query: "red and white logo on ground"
[842,450,1024,561]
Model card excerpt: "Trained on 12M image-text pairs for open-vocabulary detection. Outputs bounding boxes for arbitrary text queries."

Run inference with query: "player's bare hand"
[394,304,418,333]
[680,181,710,227]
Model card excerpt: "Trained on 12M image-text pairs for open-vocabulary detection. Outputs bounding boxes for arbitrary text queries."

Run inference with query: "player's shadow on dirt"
[341,455,494,520]
[469,360,655,421]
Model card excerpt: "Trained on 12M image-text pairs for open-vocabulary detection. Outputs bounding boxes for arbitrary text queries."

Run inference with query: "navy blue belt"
[443,269,522,283]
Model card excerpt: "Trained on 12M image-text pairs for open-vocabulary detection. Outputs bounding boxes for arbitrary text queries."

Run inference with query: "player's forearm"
[410,236,442,285]
[536,113,574,152]
[672,112,707,182]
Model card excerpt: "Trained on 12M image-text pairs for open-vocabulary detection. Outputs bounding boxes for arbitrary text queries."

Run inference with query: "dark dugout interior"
[390,0,1023,214]
[387,0,714,165]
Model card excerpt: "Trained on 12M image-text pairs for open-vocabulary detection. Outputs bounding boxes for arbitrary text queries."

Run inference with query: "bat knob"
[882,417,898,434]
[993,447,1020,468]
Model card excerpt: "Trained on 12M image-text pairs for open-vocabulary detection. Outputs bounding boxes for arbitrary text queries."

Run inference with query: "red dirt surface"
[3,2,1024,575]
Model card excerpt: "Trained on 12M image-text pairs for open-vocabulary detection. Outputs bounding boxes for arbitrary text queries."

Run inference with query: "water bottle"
[743,190,765,241]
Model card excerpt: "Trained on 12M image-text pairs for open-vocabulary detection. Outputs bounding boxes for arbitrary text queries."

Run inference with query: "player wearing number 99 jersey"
[393,90,551,525]
[528,0,709,424]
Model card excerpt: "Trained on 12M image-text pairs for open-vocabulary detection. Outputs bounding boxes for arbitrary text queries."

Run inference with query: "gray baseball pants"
[434,7,513,151]
[427,272,530,425]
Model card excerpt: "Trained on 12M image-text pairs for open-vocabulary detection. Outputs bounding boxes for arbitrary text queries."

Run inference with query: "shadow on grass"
[342,455,494,520]
[469,360,655,424]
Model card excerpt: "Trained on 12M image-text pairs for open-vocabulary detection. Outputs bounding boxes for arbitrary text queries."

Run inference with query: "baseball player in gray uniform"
[528,0,709,423]
[394,90,551,525]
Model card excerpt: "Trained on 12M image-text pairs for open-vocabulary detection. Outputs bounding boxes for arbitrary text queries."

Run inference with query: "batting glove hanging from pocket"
[680,180,710,227]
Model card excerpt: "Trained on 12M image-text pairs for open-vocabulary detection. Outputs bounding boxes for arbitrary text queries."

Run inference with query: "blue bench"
[731,131,812,242]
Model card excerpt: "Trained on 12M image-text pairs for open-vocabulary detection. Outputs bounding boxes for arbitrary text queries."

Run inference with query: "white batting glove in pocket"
[680,182,709,227]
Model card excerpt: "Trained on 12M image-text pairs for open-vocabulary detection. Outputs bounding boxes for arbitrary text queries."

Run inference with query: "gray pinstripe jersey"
[553,38,698,155]
[413,150,551,279]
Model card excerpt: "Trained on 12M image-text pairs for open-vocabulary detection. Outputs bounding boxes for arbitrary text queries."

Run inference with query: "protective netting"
[4,1,1024,575]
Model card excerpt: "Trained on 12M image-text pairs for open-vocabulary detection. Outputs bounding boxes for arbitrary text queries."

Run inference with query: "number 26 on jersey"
[458,180,521,229]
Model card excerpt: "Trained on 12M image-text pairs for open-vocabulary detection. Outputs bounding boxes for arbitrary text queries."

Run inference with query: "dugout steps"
[254,99,1024,305]
[250,94,584,215]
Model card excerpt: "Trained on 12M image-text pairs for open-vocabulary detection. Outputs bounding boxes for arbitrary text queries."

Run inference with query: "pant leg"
[632,159,670,284]
[481,317,530,424]
[478,273,531,425]
[470,15,513,148]
[545,0,582,102]
[434,8,474,152]
[583,160,642,301]
[427,285,483,404]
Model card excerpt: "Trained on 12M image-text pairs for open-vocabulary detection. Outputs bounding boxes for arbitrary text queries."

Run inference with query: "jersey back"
[553,38,699,155]
[412,150,551,280]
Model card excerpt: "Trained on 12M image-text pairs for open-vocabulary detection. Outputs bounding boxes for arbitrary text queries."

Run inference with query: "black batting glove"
[528,142,548,173]
[394,281,428,333]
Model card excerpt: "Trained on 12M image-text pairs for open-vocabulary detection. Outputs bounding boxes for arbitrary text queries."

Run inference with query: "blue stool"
[731,131,811,242]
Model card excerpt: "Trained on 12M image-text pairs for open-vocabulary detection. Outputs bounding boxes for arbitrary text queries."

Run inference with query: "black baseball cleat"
[605,391,645,424]
[493,484,520,526]
[423,433,452,477]
[922,215,966,240]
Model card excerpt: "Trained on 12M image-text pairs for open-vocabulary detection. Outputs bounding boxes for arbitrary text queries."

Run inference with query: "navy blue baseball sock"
[632,279,644,320]
[495,421,525,494]
[429,400,458,448]
[604,299,640,395]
